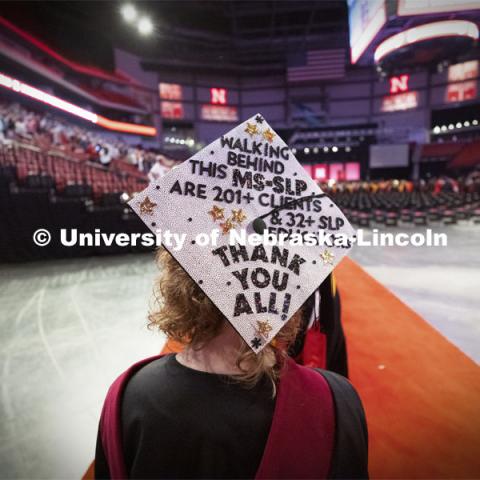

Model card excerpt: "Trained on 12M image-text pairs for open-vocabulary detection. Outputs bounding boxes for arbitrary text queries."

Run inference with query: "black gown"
[290,274,349,377]
[95,354,368,479]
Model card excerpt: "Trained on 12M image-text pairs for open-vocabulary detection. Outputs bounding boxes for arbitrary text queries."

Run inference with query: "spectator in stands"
[0,115,6,142]
[99,146,112,167]
[14,117,28,138]
[148,156,169,182]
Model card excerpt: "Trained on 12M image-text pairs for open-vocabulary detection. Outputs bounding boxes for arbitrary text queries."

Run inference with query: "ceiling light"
[464,121,470,127]
[304,147,310,154]
[332,146,338,152]
[433,126,440,134]
[138,16,153,35]
[121,4,137,22]
[323,146,329,153]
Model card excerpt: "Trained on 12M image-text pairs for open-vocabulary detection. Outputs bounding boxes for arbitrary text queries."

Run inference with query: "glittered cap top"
[129,114,355,353]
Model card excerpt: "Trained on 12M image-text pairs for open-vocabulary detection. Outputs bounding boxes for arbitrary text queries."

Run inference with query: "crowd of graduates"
[320,173,480,196]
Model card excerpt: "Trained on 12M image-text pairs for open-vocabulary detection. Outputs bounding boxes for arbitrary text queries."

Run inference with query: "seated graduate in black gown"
[94,115,368,479]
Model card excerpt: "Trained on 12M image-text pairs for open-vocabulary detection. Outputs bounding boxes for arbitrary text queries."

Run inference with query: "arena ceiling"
[0,1,349,71]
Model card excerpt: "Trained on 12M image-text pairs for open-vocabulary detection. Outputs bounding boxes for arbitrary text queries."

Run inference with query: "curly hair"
[148,248,303,394]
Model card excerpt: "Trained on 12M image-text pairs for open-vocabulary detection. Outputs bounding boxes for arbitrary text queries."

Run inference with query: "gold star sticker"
[219,218,235,235]
[231,208,247,224]
[138,196,157,215]
[263,128,275,143]
[245,122,259,137]
[208,205,225,221]
[320,249,335,265]
[256,320,273,338]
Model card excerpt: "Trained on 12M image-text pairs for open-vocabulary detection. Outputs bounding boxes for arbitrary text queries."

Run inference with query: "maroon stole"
[298,326,328,369]
[100,355,335,479]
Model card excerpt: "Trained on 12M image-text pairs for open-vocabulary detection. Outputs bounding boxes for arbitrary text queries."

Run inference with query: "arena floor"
[350,223,480,362]
[0,224,479,479]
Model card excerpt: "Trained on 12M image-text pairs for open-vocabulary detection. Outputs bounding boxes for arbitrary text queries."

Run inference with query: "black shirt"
[95,354,368,479]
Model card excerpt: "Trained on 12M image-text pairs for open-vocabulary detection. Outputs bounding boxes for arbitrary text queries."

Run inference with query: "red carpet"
[84,259,480,479]
[336,257,480,478]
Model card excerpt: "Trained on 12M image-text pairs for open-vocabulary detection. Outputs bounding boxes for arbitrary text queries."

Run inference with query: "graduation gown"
[95,354,368,479]
[291,274,349,377]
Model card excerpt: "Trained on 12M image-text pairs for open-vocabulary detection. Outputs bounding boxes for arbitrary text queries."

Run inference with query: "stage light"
[0,72,97,122]
[456,122,462,128]
[473,119,478,125]
[120,192,130,202]
[138,16,153,35]
[323,146,329,153]
[304,147,310,154]
[433,126,440,134]
[345,146,352,152]
[121,4,137,23]
[464,121,470,127]
[313,147,319,154]
[448,124,454,130]
[96,116,156,136]
[441,125,447,132]
[332,146,338,152]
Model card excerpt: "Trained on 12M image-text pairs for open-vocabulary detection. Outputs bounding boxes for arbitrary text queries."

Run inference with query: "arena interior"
[0,1,479,479]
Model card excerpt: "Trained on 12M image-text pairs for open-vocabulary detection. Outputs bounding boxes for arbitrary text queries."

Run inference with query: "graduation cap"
[129,114,355,353]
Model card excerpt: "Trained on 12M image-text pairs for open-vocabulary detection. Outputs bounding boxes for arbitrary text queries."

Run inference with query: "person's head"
[149,248,303,392]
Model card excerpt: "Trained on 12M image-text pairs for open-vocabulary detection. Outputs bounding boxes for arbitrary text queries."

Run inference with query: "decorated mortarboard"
[129,114,355,352]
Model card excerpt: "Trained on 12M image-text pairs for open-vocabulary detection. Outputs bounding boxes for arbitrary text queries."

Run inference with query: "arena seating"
[0,142,148,198]
[0,97,181,202]
[328,180,480,227]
